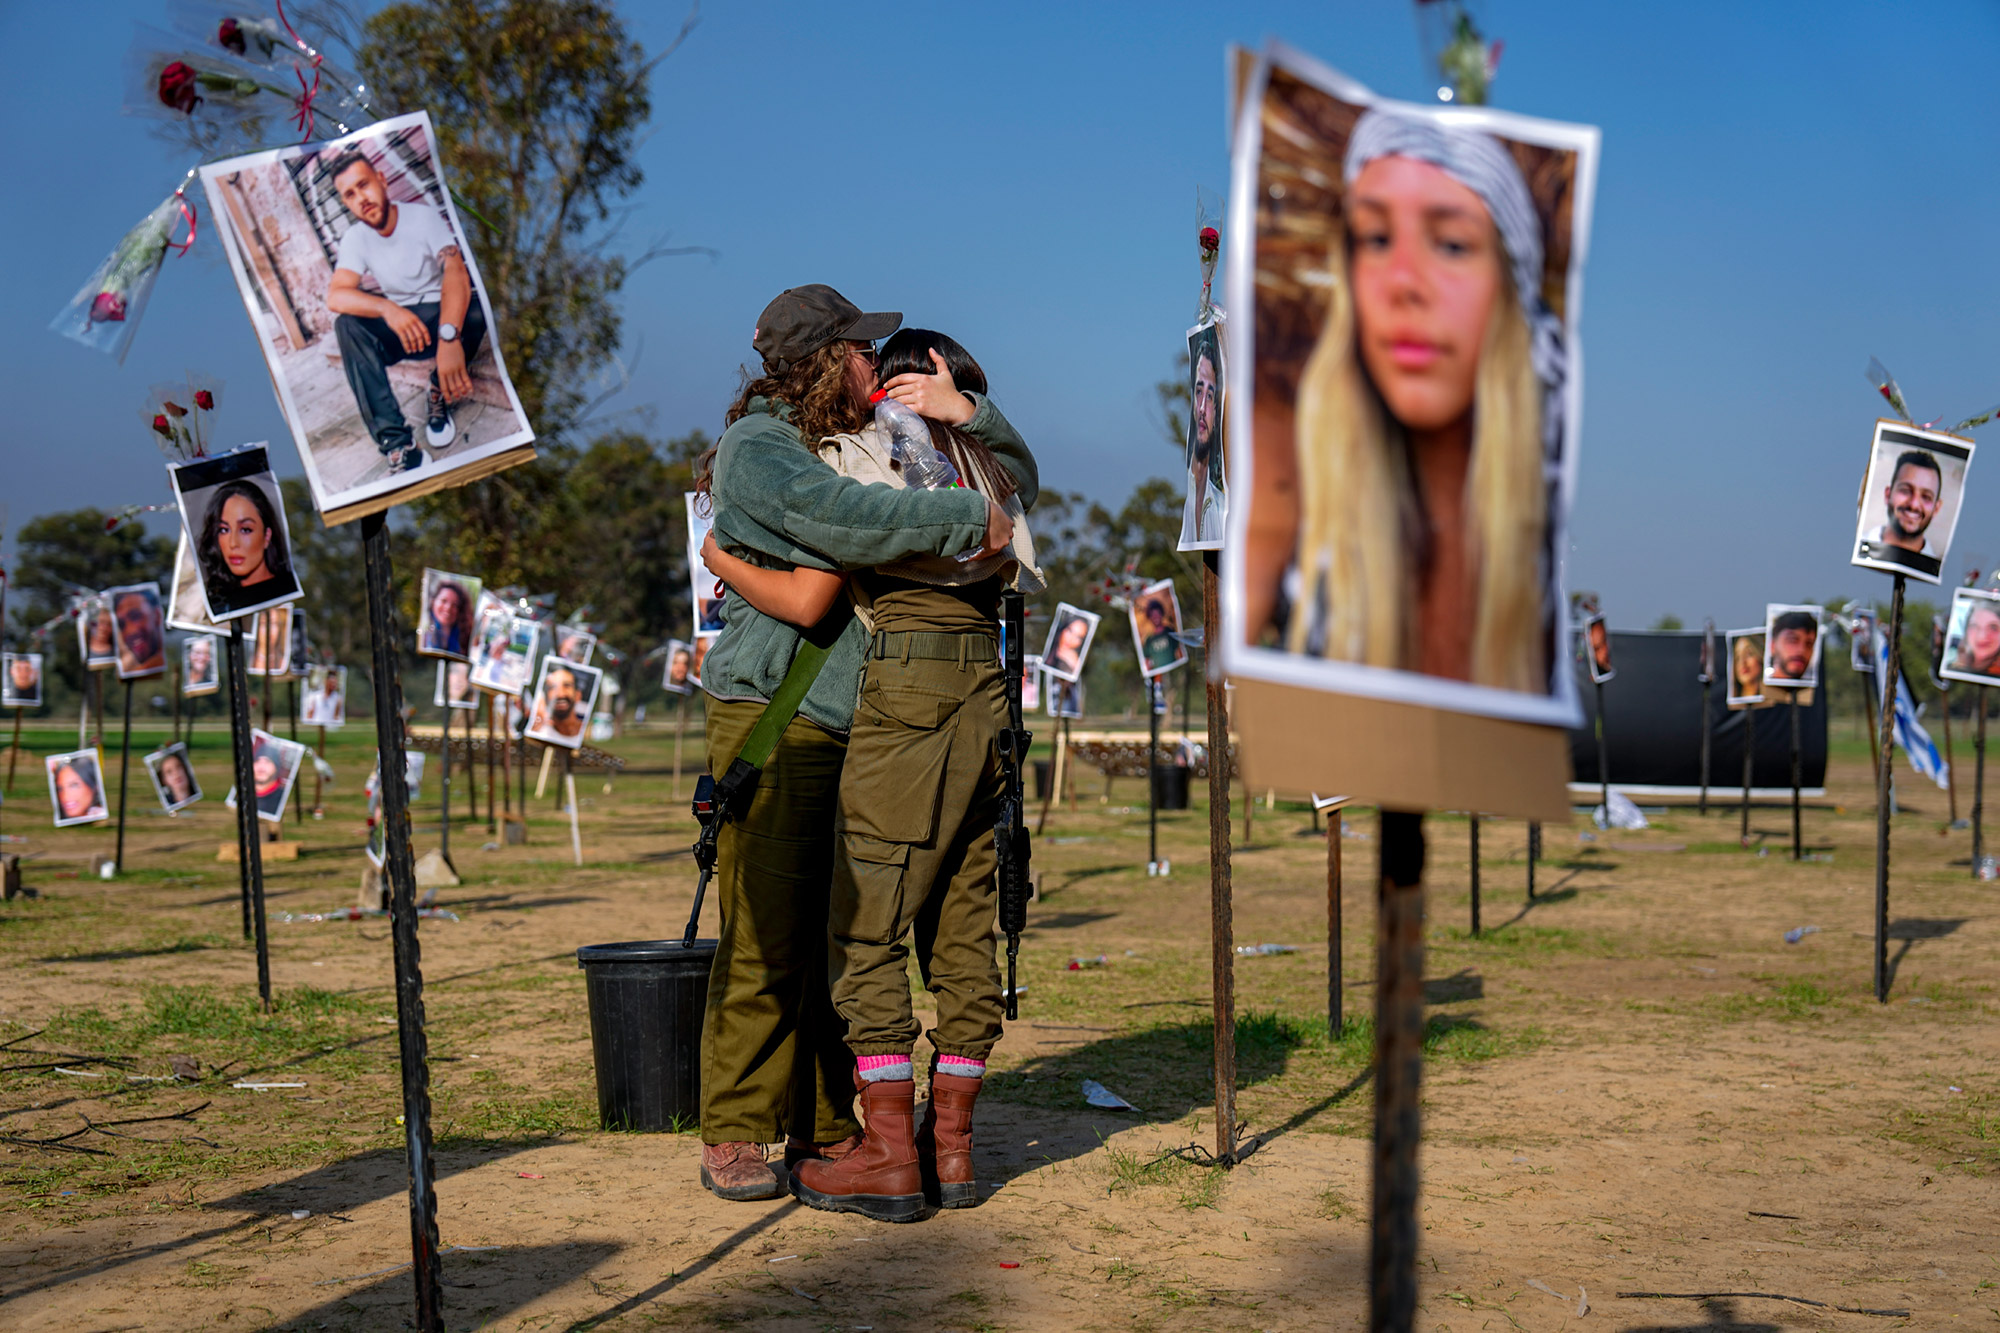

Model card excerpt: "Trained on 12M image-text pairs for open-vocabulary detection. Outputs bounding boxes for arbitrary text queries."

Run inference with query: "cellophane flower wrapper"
[162,1,378,136]
[50,193,184,363]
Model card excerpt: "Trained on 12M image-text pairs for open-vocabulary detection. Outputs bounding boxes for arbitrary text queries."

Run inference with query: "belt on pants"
[869,629,998,665]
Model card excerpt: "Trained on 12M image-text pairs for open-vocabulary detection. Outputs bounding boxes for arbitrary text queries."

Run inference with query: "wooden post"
[1594,677,1611,826]
[358,512,445,1333]
[5,707,20,792]
[1147,679,1161,875]
[1202,552,1236,1164]
[1875,574,1906,1004]
[565,755,582,868]
[439,700,453,868]
[1326,812,1342,1036]
[290,680,303,826]
[114,681,134,875]
[485,699,497,833]
[224,619,270,1002]
[1371,809,1426,1331]
[1526,820,1538,900]
[314,724,326,815]
[1974,688,1987,878]
[1467,814,1480,937]
[1800,688,1816,856]
[172,655,183,746]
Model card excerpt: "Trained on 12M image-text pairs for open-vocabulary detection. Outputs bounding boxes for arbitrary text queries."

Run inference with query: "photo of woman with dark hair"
[169,446,304,619]
[419,569,480,660]
[144,742,202,814]
[47,750,108,826]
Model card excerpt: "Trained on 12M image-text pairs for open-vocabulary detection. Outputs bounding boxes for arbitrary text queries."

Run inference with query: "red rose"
[218,17,246,55]
[194,390,215,410]
[89,292,127,323]
[152,414,172,436]
[1199,226,1220,251]
[158,61,201,114]
[162,400,188,418]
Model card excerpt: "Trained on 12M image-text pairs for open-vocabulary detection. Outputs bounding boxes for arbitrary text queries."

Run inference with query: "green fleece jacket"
[702,392,1038,734]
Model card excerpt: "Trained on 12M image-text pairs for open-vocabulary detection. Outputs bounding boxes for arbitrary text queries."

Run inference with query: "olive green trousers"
[699,699,859,1145]
[829,651,1007,1060]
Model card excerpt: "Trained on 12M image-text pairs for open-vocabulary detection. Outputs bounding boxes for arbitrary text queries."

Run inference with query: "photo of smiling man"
[1852,421,1974,584]
[108,584,167,680]
[525,656,603,750]
[1762,604,1824,688]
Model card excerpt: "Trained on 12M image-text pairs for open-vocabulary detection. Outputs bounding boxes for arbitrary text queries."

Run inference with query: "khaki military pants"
[830,647,1007,1060]
[699,699,859,1145]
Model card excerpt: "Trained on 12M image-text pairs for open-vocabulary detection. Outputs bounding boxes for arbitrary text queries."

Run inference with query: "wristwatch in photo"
[438,322,460,342]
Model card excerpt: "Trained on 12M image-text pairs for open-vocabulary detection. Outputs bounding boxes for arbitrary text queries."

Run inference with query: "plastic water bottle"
[871,392,961,489]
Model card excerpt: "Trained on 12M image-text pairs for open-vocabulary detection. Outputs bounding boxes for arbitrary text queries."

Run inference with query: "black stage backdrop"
[1568,630,1827,793]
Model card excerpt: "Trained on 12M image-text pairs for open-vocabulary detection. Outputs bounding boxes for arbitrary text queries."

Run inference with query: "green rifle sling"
[736,634,832,773]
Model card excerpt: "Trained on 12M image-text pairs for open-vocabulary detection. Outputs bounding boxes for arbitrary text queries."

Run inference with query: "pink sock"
[937,1055,986,1080]
[857,1054,912,1083]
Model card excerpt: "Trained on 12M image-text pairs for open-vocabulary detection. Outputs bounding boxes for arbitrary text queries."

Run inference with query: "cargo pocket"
[832,834,911,944]
[841,681,963,844]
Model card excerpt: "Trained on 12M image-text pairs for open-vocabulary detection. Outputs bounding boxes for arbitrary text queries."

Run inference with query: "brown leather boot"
[790,1079,926,1222]
[783,1131,863,1171]
[918,1062,982,1209]
[699,1141,783,1202]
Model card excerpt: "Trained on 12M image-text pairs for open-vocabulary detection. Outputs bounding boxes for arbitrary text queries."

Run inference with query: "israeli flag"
[1876,627,1949,789]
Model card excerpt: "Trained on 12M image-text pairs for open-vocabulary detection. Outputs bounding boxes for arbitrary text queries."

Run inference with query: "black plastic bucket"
[575,939,716,1131]
[1151,764,1190,811]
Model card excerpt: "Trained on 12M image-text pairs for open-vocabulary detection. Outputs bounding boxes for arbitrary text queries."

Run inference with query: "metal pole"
[439,700,453,867]
[1147,680,1160,874]
[5,708,21,792]
[1974,688,1987,878]
[225,618,270,1006]
[290,680,302,826]
[359,512,445,1333]
[1698,677,1712,815]
[1875,574,1905,1004]
[1202,553,1236,1165]
[314,724,326,815]
[1371,809,1426,1332]
[1327,812,1342,1036]
[1740,705,1756,843]
[114,681,134,875]
[224,628,252,941]
[1467,815,1480,937]
[1790,692,1803,860]
[485,699,497,833]
[1526,821,1538,900]
[1860,661,1882,781]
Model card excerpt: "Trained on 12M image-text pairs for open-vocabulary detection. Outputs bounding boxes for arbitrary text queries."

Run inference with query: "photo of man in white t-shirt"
[324,149,489,474]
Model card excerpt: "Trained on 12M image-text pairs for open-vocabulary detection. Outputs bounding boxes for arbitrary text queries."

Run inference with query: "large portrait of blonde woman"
[1221,44,1599,728]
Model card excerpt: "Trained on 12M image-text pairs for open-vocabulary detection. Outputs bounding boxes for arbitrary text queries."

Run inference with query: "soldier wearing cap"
[692,285,1030,1201]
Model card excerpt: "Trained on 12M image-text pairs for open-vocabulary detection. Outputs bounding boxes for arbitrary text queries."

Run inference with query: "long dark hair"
[699,341,869,511]
[197,479,293,592]
[876,329,1016,503]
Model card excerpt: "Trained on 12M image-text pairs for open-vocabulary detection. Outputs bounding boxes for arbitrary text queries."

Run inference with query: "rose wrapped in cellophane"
[49,190,194,363]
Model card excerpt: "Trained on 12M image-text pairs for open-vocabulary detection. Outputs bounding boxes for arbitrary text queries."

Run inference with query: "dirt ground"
[0,714,1994,1331]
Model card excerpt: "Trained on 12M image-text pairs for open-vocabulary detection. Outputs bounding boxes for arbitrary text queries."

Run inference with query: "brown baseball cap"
[751,284,900,373]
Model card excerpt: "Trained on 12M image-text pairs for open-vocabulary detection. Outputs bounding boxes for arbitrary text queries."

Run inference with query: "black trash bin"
[576,939,716,1130]
[1032,759,1051,801]
[1151,764,1190,811]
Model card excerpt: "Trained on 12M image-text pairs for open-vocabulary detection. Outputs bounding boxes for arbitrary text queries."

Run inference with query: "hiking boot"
[784,1131,864,1171]
[425,381,457,448]
[790,1079,925,1223]
[699,1141,783,1201]
[918,1059,983,1209]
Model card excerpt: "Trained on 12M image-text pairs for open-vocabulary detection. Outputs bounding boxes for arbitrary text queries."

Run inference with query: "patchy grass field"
[0,716,1996,1330]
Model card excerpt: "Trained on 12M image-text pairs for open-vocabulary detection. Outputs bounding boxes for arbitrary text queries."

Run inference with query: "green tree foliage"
[1650,613,1684,631]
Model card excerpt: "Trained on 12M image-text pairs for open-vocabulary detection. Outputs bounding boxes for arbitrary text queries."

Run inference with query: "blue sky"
[5,1,1999,629]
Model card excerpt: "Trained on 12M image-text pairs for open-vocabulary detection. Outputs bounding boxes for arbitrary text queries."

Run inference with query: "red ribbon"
[275,0,324,141]
[169,188,198,256]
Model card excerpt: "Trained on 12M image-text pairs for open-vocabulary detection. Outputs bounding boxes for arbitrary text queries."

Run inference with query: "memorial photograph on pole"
[1178,313,1228,550]
[143,742,203,814]
[661,638,695,695]
[1726,628,1768,707]
[1040,603,1101,683]
[524,656,603,749]
[47,749,110,827]
[1221,43,1599,735]
[3,652,43,708]
[181,634,220,696]
[1762,603,1824,688]
[1130,578,1189,678]
[301,665,348,726]
[107,583,168,680]
[1849,420,1973,583]
[198,112,537,524]
[416,568,480,660]
[1940,586,2000,686]
[167,445,305,620]
[225,728,307,823]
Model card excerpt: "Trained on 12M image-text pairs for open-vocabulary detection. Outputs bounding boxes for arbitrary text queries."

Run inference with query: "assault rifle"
[684,760,755,946]
[996,589,1034,1018]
